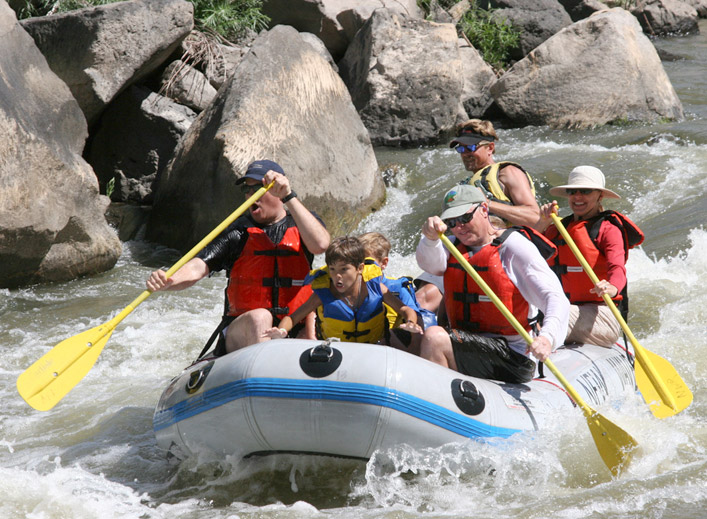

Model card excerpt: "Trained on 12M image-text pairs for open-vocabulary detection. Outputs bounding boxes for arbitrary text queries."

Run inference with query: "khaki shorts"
[566,304,621,347]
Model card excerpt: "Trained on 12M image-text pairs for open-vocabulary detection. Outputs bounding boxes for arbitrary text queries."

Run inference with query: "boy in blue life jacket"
[358,232,438,332]
[262,236,422,344]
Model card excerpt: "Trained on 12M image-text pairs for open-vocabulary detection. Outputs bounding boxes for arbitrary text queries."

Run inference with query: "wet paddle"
[17,182,274,411]
[440,233,637,476]
[549,212,692,419]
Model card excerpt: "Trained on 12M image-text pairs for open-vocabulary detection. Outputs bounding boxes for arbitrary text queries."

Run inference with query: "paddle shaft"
[93,183,275,342]
[548,212,678,411]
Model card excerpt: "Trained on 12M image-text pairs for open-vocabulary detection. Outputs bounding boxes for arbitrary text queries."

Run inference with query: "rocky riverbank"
[1,0,703,287]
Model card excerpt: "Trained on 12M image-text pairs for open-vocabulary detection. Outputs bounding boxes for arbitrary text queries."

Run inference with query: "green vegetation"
[105,176,115,199]
[459,6,520,71]
[417,1,520,71]
[13,0,270,42]
[192,0,269,42]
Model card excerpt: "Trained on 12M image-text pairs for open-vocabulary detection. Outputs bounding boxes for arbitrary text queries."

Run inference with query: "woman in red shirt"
[535,166,643,347]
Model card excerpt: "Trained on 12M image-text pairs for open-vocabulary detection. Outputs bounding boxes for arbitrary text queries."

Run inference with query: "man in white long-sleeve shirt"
[415,184,569,383]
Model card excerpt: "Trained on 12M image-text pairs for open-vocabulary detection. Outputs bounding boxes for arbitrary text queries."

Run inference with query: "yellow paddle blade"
[544,358,638,476]
[17,183,275,412]
[634,348,693,419]
[17,324,114,411]
[586,410,639,477]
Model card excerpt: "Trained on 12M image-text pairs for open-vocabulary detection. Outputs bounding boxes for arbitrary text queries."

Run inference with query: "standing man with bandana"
[451,119,540,226]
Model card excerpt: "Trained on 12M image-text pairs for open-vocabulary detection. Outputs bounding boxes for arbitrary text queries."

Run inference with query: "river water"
[2,22,706,519]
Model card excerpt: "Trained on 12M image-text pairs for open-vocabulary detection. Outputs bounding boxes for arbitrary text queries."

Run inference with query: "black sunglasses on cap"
[444,205,481,228]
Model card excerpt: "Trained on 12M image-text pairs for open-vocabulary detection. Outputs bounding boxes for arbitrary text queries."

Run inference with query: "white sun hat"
[549,166,621,199]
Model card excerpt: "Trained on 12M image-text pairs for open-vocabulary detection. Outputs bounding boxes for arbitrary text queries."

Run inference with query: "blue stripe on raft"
[153,378,520,440]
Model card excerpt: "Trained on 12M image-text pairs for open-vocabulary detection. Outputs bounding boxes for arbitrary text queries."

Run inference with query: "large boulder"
[0,3,121,288]
[630,0,699,35]
[146,25,384,249]
[490,8,684,128]
[19,0,193,126]
[338,9,466,146]
[485,0,573,59]
[86,85,197,204]
[261,0,423,61]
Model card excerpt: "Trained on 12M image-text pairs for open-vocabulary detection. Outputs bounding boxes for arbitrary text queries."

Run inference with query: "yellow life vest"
[463,161,536,204]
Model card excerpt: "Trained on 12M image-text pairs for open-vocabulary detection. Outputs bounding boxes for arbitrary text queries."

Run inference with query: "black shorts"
[448,328,536,384]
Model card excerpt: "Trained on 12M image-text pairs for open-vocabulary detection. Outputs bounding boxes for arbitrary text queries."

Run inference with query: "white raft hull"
[153,339,636,460]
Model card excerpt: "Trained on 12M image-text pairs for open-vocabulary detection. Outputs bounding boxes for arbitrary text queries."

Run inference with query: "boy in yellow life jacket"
[262,236,421,344]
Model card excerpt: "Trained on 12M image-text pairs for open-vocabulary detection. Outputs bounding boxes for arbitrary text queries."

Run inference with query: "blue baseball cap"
[236,160,285,184]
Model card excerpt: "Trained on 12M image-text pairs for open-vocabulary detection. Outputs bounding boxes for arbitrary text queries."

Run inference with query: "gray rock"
[147,25,383,249]
[86,85,197,205]
[427,0,458,22]
[20,0,193,126]
[300,32,339,72]
[557,0,607,22]
[106,203,151,242]
[631,0,699,35]
[0,3,121,288]
[160,60,218,112]
[458,37,498,118]
[681,0,707,17]
[338,9,465,146]
[261,0,424,61]
[490,8,684,128]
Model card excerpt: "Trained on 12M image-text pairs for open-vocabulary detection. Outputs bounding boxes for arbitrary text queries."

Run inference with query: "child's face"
[328,261,364,294]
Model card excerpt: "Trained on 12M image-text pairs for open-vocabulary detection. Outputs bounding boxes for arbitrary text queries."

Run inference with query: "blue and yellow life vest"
[309,262,388,343]
[361,259,421,328]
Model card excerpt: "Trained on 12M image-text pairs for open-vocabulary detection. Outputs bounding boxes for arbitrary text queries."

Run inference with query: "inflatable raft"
[153,339,637,460]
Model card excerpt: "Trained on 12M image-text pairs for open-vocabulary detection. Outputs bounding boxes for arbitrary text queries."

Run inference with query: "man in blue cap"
[147,160,330,354]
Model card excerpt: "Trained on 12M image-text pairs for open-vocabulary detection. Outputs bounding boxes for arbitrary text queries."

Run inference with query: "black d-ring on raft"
[451,378,486,415]
[186,361,214,394]
[299,340,343,378]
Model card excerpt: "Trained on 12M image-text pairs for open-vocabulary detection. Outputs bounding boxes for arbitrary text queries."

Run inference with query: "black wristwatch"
[281,190,297,203]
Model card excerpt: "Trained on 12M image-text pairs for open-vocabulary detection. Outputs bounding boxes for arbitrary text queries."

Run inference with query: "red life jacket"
[226,224,312,318]
[443,228,553,335]
[545,211,644,305]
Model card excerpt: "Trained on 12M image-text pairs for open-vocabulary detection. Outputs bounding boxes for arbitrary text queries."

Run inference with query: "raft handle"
[309,343,335,362]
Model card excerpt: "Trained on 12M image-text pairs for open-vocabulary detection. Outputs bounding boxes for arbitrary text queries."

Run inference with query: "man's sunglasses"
[454,144,482,154]
[444,205,481,228]
[566,188,595,195]
[240,183,260,195]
